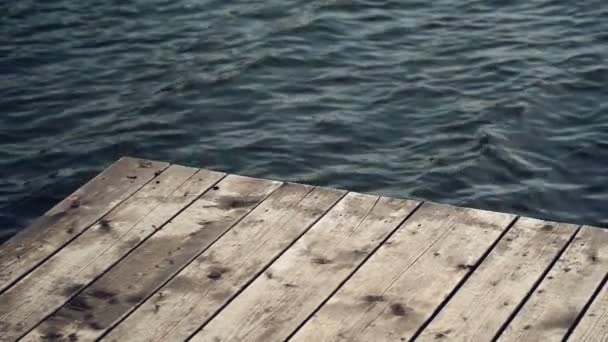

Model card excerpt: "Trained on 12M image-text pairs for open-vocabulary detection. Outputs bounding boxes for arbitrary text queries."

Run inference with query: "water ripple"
[2,0,608,241]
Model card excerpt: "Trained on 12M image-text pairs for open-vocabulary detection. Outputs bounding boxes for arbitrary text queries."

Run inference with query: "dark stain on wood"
[99,219,112,232]
[456,263,474,271]
[434,329,452,339]
[363,295,385,303]
[540,310,579,330]
[127,175,138,180]
[265,271,273,279]
[63,284,84,296]
[352,249,367,257]
[65,296,93,312]
[312,257,331,265]
[207,267,230,280]
[42,331,63,340]
[126,294,145,304]
[68,332,79,341]
[541,224,554,231]
[89,289,114,299]
[335,248,368,262]
[88,321,103,330]
[390,303,407,316]
[589,253,599,263]
[212,186,220,191]
[89,289,118,304]
[70,199,80,209]
[219,196,261,209]
[283,283,297,288]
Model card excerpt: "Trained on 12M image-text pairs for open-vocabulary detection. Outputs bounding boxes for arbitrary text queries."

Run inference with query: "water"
[2,0,608,242]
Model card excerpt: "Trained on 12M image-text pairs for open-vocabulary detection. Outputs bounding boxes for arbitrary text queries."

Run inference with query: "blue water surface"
[2,0,608,242]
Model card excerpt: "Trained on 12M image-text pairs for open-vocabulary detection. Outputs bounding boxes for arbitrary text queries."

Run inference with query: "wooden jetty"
[0,157,606,342]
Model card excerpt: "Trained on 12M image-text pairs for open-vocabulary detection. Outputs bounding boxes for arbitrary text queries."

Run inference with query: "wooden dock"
[0,157,606,342]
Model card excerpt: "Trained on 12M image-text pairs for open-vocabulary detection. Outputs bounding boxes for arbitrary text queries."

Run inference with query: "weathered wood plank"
[103,184,346,342]
[189,193,420,342]
[21,175,281,342]
[0,166,224,342]
[291,203,515,342]
[0,157,168,294]
[417,218,579,341]
[568,280,608,342]
[499,226,608,342]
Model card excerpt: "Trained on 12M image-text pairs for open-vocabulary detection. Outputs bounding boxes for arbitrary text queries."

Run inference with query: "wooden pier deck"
[0,157,606,342]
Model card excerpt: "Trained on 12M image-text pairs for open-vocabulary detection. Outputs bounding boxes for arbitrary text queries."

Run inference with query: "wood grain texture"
[568,280,608,342]
[21,175,281,342]
[0,157,168,294]
[499,226,608,342]
[103,184,345,342]
[417,217,579,341]
[189,193,420,342]
[3,157,607,342]
[0,166,224,342]
[291,203,515,342]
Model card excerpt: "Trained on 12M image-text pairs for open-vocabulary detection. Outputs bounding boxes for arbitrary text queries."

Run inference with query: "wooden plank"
[499,226,608,342]
[103,184,346,342]
[189,193,420,342]
[417,218,579,341]
[21,175,281,342]
[291,203,515,342]
[0,157,168,294]
[0,166,224,341]
[568,280,608,342]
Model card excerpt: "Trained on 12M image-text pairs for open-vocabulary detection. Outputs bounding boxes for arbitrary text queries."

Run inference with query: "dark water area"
[2,0,608,242]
